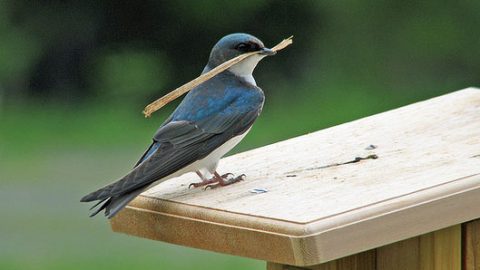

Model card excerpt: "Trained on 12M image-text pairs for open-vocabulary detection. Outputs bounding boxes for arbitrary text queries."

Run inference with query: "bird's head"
[205,33,275,77]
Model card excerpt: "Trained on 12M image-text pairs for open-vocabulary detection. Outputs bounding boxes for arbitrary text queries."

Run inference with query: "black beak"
[259,47,276,56]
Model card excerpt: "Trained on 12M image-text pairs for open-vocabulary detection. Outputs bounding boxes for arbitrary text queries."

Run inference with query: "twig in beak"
[142,36,293,118]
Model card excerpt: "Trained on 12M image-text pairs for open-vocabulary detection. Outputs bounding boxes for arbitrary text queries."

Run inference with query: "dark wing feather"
[133,142,157,168]
[133,115,173,168]
[134,110,252,168]
[80,107,259,203]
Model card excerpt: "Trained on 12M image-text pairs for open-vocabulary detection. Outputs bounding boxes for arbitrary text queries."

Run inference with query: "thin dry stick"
[143,36,293,117]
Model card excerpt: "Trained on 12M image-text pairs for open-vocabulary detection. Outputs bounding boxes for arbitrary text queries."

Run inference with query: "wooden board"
[312,250,376,270]
[376,238,419,270]
[377,225,461,270]
[111,87,480,266]
[268,250,375,270]
[463,219,480,270]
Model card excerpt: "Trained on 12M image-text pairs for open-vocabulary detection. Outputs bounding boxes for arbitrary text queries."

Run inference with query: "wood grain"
[463,219,480,270]
[267,250,375,270]
[377,238,419,270]
[422,225,461,270]
[312,251,376,270]
[377,225,461,270]
[111,88,480,266]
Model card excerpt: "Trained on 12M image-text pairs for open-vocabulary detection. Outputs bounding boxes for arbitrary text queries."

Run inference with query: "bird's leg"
[188,171,218,188]
[205,172,245,189]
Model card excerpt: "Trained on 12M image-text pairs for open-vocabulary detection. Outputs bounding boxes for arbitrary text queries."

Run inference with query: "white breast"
[196,127,252,171]
[228,54,266,86]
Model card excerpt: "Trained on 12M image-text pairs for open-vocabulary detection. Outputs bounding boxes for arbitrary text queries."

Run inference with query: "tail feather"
[85,187,146,218]
[89,198,111,217]
[89,198,108,210]
[80,183,116,202]
[104,188,146,218]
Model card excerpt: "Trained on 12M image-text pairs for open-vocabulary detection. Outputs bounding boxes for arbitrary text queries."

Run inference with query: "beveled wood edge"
[298,174,480,265]
[111,205,303,265]
[269,224,464,270]
[111,174,480,266]
[128,196,310,235]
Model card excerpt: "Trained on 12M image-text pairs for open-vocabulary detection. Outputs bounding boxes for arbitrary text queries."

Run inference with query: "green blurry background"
[1,1,479,269]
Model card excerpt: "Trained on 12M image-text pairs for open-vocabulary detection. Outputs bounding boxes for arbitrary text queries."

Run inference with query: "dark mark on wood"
[286,154,379,174]
[472,154,480,158]
[286,174,297,177]
[307,154,378,170]
[365,144,377,150]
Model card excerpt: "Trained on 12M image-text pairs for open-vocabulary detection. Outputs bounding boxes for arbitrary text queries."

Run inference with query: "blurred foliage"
[93,48,169,101]
[1,1,480,270]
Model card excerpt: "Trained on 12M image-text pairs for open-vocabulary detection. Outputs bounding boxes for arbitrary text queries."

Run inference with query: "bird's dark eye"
[236,43,249,51]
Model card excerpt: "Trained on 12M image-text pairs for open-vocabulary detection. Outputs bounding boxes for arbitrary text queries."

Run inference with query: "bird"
[81,33,276,218]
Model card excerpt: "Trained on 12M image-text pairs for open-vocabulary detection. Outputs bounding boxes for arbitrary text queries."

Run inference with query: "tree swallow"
[81,33,276,218]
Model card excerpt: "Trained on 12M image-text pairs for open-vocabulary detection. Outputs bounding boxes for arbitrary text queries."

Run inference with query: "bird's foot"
[188,178,218,189]
[205,173,246,190]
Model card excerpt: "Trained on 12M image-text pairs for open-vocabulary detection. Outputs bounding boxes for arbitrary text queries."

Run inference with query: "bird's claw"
[188,183,199,189]
[237,174,246,180]
[188,178,217,189]
[204,185,215,190]
[204,174,246,190]
[221,173,234,179]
